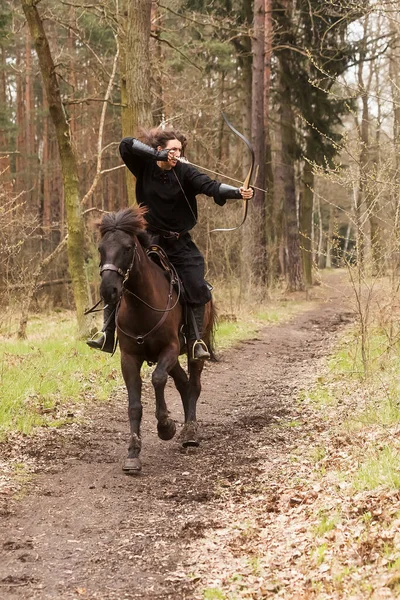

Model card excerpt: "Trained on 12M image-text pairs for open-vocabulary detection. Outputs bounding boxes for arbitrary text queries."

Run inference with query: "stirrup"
[191,339,210,361]
[87,331,116,354]
[87,330,106,348]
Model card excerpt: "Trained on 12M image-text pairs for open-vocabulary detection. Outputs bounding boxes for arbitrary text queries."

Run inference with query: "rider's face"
[157,138,182,170]
[164,139,182,158]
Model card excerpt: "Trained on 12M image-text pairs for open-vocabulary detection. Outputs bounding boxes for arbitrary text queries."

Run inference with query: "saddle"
[146,245,188,304]
[146,244,213,298]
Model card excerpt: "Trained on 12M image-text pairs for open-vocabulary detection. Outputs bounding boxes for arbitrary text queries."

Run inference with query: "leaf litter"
[0,273,399,599]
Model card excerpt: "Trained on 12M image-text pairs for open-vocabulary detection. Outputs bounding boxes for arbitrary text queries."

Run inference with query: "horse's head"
[98,206,148,304]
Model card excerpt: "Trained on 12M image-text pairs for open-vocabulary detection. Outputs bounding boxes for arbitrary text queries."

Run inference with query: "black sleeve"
[119,138,169,177]
[182,164,227,206]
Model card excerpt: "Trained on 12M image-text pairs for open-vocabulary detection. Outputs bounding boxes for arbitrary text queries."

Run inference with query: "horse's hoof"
[181,439,200,448]
[180,422,200,448]
[122,457,142,475]
[157,418,176,441]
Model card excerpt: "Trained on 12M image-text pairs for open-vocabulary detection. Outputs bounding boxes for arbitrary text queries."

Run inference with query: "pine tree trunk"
[251,0,267,286]
[264,0,275,284]
[390,12,400,268]
[279,55,304,291]
[300,155,314,285]
[25,27,36,208]
[0,44,11,182]
[150,1,164,126]
[120,0,152,205]
[15,46,25,198]
[326,204,335,269]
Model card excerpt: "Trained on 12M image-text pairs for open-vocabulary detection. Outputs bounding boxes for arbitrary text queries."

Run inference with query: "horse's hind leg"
[152,349,178,441]
[121,353,143,474]
[170,360,203,447]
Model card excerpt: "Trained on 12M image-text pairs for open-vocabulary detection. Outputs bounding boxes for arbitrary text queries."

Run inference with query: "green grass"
[301,325,400,498]
[311,543,327,566]
[203,588,226,600]
[352,395,400,428]
[328,326,400,381]
[305,326,400,427]
[0,313,121,438]
[300,385,337,409]
[214,319,259,350]
[313,512,340,537]
[353,446,400,491]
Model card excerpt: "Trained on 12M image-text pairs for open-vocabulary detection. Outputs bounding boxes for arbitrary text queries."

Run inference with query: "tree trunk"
[120,0,153,205]
[325,204,335,269]
[264,0,275,284]
[356,20,381,271]
[25,27,35,208]
[15,45,25,198]
[279,54,303,291]
[390,10,400,268]
[150,0,164,126]
[21,0,91,336]
[251,0,267,286]
[300,155,313,285]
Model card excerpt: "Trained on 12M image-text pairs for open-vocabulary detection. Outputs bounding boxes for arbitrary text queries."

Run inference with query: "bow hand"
[239,186,254,200]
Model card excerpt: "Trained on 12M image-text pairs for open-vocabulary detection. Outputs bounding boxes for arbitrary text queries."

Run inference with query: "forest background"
[0,0,399,338]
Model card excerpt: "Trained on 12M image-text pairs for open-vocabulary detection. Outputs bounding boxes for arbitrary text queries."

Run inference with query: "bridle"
[100,241,138,281]
[100,242,181,345]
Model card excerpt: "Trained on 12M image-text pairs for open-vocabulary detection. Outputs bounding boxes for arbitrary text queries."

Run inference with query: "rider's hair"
[138,127,187,155]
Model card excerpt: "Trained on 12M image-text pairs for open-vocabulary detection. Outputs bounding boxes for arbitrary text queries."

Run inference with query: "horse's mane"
[100,206,153,248]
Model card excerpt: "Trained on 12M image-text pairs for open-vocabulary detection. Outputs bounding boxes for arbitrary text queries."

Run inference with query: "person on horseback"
[87,127,253,360]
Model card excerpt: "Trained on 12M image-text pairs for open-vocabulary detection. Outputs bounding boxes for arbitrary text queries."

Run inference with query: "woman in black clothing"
[88,127,253,359]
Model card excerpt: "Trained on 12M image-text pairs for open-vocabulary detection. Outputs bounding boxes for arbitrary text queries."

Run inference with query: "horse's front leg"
[120,351,144,474]
[170,360,203,448]
[152,346,179,441]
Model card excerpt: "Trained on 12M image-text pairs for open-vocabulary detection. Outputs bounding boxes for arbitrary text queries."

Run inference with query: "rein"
[102,242,181,345]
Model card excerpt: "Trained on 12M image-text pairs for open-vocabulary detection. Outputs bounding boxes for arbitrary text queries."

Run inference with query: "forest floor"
[0,271,399,599]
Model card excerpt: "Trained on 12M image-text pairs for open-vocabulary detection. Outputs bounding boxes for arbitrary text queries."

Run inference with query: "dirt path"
[0,279,353,599]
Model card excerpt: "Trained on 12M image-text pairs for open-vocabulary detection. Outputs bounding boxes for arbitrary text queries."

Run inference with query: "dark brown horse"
[97,207,215,474]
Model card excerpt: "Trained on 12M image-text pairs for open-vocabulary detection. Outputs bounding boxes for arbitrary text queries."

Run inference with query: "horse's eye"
[124,246,132,253]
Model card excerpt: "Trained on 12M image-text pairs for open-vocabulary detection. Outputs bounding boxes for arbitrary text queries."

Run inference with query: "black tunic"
[119,137,226,234]
[119,137,226,306]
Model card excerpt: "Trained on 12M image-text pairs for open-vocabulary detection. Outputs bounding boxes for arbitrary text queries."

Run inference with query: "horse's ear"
[137,203,148,218]
[137,204,149,229]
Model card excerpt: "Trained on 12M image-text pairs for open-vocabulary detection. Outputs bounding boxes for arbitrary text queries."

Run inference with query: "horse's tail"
[207,299,218,362]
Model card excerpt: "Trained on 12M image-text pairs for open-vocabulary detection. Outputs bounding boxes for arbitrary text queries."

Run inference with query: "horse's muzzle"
[100,275,121,305]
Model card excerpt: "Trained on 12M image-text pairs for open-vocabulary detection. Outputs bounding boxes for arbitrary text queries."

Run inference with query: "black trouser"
[152,232,211,306]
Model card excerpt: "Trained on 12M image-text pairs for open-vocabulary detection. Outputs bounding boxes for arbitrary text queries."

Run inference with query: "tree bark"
[21,0,91,336]
[251,0,267,286]
[279,53,304,291]
[150,0,164,126]
[264,0,275,284]
[300,155,313,285]
[357,19,381,271]
[120,0,153,205]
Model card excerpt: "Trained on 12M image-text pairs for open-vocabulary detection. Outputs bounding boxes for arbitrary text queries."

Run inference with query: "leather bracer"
[130,138,170,162]
[218,183,242,200]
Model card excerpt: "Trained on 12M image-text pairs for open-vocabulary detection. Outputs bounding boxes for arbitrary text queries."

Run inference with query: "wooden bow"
[210,112,255,233]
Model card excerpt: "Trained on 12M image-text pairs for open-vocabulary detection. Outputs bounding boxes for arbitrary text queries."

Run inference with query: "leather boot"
[189,305,210,361]
[87,304,116,353]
